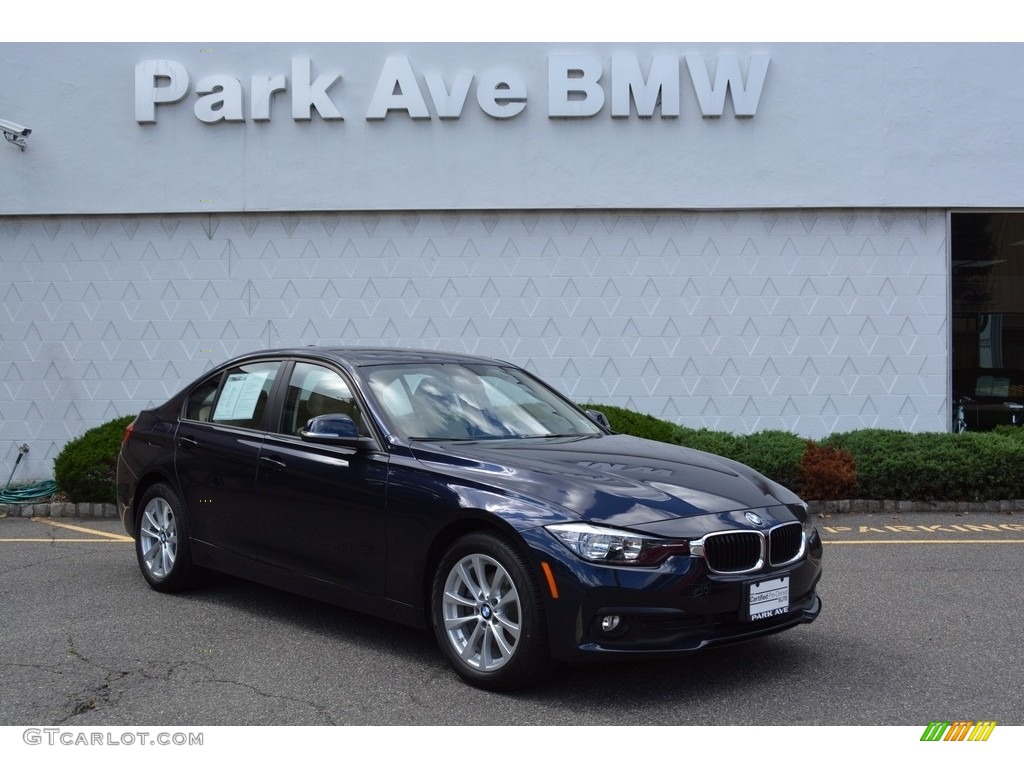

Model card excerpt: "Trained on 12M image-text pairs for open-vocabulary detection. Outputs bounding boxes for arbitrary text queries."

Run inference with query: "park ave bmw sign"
[135,53,770,124]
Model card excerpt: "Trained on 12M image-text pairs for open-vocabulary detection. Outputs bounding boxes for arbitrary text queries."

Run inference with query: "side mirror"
[584,409,612,431]
[300,413,376,449]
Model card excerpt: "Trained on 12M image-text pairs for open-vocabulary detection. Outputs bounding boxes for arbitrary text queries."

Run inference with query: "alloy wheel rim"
[442,553,521,672]
[139,497,177,579]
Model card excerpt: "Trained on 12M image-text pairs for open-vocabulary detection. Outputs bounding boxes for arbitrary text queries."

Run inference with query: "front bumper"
[521,526,824,662]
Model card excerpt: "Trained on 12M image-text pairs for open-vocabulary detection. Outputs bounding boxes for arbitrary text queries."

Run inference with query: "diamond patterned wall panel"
[0,209,948,480]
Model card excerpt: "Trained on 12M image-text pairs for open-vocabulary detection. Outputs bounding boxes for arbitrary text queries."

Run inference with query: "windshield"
[365,363,603,440]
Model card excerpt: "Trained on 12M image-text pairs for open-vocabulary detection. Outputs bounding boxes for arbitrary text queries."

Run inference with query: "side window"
[207,361,280,430]
[279,362,367,436]
[184,375,221,422]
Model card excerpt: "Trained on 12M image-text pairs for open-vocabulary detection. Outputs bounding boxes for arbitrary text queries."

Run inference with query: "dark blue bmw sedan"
[116,347,822,690]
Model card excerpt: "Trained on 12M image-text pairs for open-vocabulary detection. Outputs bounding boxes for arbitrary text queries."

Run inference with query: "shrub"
[823,429,1024,501]
[736,430,805,492]
[53,415,136,503]
[992,424,1024,445]
[799,441,858,500]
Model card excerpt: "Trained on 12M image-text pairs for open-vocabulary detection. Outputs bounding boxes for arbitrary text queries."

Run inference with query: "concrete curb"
[806,499,1024,515]
[2,500,1023,519]
[0,502,118,518]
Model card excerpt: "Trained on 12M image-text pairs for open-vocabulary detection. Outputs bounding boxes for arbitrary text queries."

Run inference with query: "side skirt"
[191,539,426,629]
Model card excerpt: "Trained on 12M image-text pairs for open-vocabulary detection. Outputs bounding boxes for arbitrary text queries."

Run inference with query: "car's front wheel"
[135,483,203,592]
[431,532,552,690]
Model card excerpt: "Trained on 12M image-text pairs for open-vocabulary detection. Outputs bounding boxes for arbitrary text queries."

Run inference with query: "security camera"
[0,118,30,135]
[1,118,31,150]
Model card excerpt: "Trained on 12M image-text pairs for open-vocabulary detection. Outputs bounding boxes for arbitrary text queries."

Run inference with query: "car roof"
[241,346,511,368]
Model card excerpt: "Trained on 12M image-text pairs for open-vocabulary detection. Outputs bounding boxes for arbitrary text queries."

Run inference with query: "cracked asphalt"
[1,512,1023,726]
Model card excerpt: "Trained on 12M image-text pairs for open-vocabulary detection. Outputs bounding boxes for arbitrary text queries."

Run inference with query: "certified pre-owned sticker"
[749,576,789,620]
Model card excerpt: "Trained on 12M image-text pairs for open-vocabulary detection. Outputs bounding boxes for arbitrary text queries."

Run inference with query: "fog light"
[600,615,621,633]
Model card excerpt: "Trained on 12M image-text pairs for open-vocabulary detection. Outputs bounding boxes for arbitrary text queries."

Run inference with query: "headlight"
[545,522,689,567]
[788,501,815,534]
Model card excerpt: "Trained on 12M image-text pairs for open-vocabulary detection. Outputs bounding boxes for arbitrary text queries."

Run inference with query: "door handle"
[177,435,198,449]
[259,455,287,471]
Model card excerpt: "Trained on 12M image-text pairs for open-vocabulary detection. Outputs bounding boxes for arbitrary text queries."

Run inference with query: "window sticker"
[213,371,269,421]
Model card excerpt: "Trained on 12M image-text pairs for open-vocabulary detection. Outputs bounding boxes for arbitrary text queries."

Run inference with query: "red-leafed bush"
[799,441,858,500]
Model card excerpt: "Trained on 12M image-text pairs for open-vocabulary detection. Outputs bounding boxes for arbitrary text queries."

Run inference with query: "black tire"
[134,483,203,593]
[431,532,552,691]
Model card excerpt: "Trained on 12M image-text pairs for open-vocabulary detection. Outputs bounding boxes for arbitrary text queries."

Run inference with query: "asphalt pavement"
[1,511,1022,726]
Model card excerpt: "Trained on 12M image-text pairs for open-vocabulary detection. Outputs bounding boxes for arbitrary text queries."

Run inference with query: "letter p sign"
[136,60,190,123]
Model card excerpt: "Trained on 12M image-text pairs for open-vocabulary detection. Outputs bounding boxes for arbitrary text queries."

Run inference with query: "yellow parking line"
[0,538,130,543]
[32,518,133,542]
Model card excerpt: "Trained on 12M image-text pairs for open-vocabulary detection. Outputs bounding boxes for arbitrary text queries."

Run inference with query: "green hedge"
[822,429,1024,501]
[582,402,1024,501]
[54,415,136,503]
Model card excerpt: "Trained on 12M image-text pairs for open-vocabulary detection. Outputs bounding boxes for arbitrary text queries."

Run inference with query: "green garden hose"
[0,479,58,503]
[1,444,58,504]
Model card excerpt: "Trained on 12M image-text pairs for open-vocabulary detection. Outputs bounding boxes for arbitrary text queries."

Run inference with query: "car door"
[174,359,282,555]
[256,360,389,595]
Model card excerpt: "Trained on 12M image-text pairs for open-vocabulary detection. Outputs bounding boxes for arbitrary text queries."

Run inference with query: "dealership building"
[2,43,1023,481]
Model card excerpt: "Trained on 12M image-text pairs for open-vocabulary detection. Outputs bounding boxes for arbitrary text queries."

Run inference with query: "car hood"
[408,433,801,528]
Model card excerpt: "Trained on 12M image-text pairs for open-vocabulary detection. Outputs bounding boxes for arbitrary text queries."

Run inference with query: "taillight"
[121,420,136,447]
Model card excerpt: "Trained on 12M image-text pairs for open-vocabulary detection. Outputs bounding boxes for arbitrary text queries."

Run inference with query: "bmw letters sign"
[135,53,770,124]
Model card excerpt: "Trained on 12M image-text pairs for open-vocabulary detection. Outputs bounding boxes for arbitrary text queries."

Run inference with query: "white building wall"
[0,208,948,480]
[3,44,1024,214]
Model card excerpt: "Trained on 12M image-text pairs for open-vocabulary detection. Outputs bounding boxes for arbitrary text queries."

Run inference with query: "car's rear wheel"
[431,532,552,690]
[135,483,203,592]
